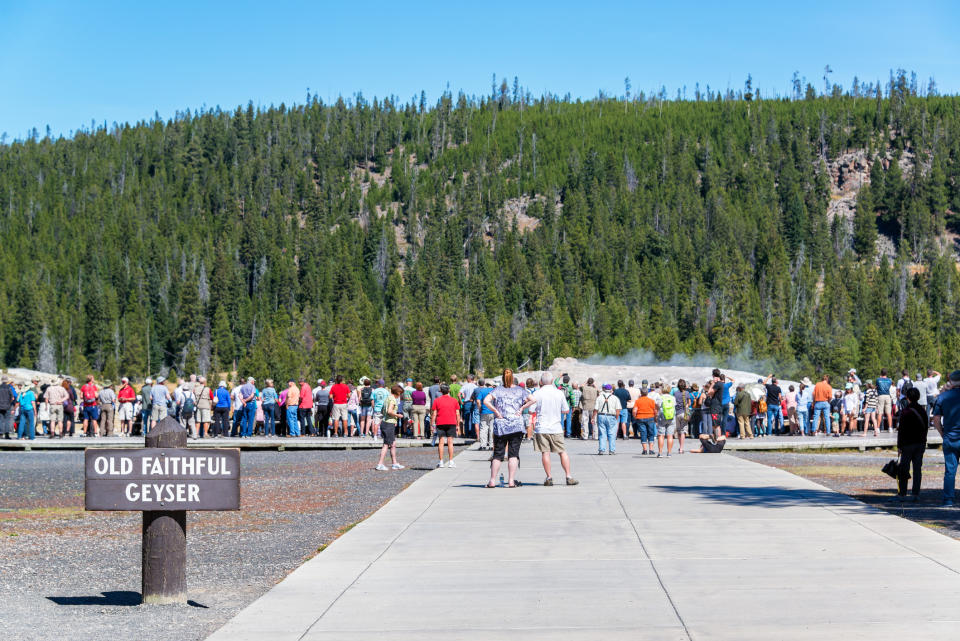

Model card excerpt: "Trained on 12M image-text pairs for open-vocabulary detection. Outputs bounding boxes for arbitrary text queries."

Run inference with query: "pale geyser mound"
[517,357,798,397]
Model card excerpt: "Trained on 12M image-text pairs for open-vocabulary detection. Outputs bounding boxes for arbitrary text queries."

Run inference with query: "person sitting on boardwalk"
[483,369,535,488]
[530,372,578,486]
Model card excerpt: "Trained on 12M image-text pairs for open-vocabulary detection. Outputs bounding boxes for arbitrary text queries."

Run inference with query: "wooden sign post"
[84,416,240,604]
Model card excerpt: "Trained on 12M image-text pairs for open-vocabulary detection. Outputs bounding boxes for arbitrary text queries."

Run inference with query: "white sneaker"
[447,460,456,468]
[436,460,446,468]
[391,463,405,470]
[375,464,388,471]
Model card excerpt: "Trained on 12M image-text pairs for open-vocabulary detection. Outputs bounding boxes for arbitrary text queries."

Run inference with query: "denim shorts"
[82,406,100,421]
[618,409,630,423]
[359,406,374,417]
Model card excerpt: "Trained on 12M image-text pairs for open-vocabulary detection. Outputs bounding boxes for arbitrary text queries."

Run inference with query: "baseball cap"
[949,370,960,383]
[845,383,853,389]
[603,383,613,390]
[406,378,413,382]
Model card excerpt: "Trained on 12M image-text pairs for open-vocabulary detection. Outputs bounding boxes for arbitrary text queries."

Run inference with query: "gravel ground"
[0,447,459,641]
[734,449,960,540]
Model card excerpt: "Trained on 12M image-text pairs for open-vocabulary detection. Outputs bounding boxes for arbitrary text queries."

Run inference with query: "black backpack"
[360,386,373,407]
[0,384,13,411]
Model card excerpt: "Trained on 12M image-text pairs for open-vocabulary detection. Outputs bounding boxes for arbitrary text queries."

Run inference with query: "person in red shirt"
[329,375,351,437]
[117,377,137,436]
[298,376,314,435]
[430,384,461,468]
[80,375,101,437]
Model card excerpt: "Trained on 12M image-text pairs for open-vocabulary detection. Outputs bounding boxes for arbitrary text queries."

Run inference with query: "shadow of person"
[47,591,140,606]
[47,592,209,607]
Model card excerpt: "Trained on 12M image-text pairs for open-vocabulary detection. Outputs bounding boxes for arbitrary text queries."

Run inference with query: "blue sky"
[1,0,958,139]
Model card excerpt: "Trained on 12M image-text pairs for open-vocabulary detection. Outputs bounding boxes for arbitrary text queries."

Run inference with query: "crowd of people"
[3,365,960,504]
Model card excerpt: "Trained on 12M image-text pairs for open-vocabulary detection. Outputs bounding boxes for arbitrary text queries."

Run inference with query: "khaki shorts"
[150,405,167,421]
[118,403,135,421]
[331,404,348,423]
[49,405,64,422]
[877,395,893,414]
[196,408,212,423]
[533,433,566,453]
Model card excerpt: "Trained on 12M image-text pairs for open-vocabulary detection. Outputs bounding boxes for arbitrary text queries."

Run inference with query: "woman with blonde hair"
[483,369,536,488]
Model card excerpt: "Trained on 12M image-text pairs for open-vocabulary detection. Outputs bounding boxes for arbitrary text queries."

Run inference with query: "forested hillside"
[1,72,959,383]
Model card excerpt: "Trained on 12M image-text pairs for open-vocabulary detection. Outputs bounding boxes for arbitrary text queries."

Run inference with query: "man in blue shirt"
[932,370,960,507]
[17,384,37,440]
[876,369,895,432]
[473,380,494,450]
[239,377,258,438]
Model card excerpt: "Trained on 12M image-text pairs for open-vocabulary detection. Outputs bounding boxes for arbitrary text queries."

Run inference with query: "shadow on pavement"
[649,484,858,508]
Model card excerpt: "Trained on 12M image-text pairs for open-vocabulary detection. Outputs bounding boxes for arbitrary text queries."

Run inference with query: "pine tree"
[852,184,877,258]
[211,305,235,373]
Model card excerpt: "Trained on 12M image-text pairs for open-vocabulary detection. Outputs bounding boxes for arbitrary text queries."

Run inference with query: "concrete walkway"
[208,440,960,641]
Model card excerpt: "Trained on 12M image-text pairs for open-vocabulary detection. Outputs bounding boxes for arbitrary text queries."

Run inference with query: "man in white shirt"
[459,375,478,439]
[530,372,578,486]
[593,383,622,455]
[923,369,942,407]
[230,383,245,437]
[896,370,912,400]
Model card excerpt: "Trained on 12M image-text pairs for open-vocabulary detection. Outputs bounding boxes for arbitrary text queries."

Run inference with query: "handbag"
[881,459,908,479]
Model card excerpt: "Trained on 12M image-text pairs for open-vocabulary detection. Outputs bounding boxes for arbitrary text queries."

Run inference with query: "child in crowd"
[830,391,844,437]
[375,385,405,471]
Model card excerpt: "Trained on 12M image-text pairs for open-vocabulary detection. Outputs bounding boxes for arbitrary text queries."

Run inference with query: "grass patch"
[0,506,84,521]
[313,520,363,556]
[337,521,360,536]
[778,465,882,477]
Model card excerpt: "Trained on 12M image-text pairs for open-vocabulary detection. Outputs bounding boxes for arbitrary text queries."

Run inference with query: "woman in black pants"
[213,406,231,438]
[897,387,927,501]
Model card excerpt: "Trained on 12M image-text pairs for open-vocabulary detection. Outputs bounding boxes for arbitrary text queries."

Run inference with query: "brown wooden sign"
[85,448,240,511]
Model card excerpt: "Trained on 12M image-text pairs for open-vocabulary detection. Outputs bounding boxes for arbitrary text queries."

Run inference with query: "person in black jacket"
[897,387,928,501]
[0,376,17,439]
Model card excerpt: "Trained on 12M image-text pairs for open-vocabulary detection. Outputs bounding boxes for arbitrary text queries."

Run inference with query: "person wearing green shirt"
[448,375,462,402]
[554,374,575,437]
[734,384,754,439]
